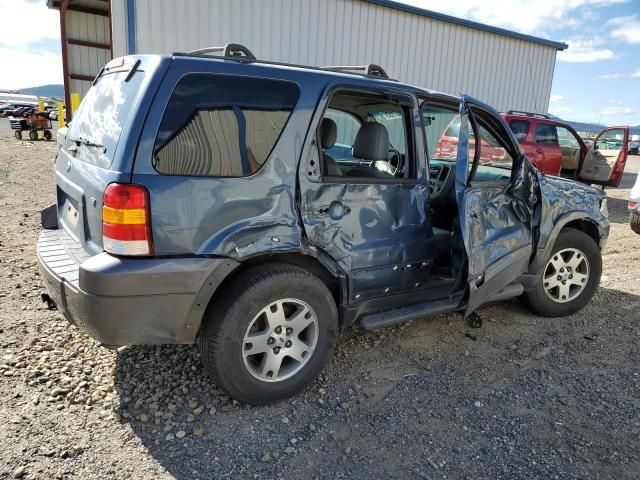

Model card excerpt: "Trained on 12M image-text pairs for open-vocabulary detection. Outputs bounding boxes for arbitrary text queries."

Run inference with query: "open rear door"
[578,126,629,187]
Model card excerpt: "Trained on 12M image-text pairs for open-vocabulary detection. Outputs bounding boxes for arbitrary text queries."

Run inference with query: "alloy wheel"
[242,298,319,382]
[543,247,590,303]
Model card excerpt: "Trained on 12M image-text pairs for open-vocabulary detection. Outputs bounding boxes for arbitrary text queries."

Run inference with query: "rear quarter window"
[153,74,299,177]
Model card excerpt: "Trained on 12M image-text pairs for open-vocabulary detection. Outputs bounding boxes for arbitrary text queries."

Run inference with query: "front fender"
[526,175,608,277]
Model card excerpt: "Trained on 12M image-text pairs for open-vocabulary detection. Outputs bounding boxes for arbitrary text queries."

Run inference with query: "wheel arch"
[187,251,347,342]
[529,213,607,275]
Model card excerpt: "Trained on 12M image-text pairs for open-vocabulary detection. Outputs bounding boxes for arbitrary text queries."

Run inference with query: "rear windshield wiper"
[68,136,106,152]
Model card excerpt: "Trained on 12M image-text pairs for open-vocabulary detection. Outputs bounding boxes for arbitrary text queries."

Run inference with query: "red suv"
[502,111,629,187]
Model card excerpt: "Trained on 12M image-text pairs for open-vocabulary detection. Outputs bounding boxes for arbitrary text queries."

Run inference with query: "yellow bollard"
[71,93,80,115]
[38,100,45,138]
[57,102,65,129]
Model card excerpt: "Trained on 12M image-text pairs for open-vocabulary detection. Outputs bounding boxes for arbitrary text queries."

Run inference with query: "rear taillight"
[102,183,152,256]
[630,201,638,209]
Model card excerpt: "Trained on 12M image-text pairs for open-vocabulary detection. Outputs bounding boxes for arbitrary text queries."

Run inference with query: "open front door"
[578,126,629,187]
[455,96,541,315]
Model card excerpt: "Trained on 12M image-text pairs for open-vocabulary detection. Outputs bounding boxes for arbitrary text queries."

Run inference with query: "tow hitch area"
[468,312,482,329]
[41,293,57,310]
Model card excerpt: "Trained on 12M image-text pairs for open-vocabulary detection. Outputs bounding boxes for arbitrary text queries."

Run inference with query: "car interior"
[318,91,411,180]
[557,125,583,172]
[317,93,514,285]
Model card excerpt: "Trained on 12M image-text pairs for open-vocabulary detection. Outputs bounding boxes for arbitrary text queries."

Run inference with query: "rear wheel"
[522,229,601,317]
[14,130,22,140]
[199,264,338,404]
[29,130,38,141]
[630,212,640,234]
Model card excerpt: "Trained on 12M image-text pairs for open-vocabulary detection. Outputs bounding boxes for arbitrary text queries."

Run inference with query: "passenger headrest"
[319,118,337,149]
[353,122,389,161]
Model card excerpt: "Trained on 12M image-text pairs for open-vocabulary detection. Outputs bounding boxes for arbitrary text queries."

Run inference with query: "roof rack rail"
[321,64,390,79]
[507,110,550,119]
[185,43,256,60]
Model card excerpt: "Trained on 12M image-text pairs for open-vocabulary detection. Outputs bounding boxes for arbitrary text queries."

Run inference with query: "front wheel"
[198,264,338,405]
[630,212,640,234]
[522,229,602,317]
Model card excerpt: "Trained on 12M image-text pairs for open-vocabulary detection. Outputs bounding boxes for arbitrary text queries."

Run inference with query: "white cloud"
[600,106,633,115]
[608,15,640,44]
[597,73,625,79]
[0,48,63,90]
[0,1,62,89]
[632,69,640,78]
[403,0,628,35]
[0,1,59,49]
[550,94,564,102]
[550,105,574,115]
[557,39,617,62]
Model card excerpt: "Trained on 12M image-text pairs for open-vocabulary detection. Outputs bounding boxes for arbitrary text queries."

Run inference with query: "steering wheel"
[373,148,402,176]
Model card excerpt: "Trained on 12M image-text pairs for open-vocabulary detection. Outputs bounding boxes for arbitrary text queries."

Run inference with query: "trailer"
[10,112,53,141]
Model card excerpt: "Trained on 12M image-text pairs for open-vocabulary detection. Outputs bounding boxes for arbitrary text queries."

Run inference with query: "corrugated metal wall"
[111,0,558,113]
[66,9,111,97]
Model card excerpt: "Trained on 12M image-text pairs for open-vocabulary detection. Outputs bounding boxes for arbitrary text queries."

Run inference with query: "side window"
[319,91,413,180]
[595,129,624,151]
[154,74,299,176]
[421,106,473,162]
[508,119,530,144]
[556,126,580,149]
[420,104,513,177]
[475,123,513,171]
[535,122,559,146]
[323,109,361,162]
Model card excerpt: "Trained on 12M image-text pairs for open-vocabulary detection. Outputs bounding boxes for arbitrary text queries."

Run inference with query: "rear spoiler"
[93,57,142,85]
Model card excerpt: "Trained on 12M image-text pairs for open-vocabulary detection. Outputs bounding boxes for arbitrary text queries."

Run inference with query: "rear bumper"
[37,229,238,346]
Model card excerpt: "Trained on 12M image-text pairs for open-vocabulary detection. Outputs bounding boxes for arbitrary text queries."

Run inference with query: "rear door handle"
[319,201,351,220]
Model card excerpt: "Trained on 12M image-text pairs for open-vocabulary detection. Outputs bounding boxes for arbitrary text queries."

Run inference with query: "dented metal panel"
[130,59,330,258]
[301,180,433,302]
[455,95,539,315]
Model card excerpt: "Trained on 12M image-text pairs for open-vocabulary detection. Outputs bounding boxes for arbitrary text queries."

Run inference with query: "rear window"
[67,69,145,167]
[153,74,299,177]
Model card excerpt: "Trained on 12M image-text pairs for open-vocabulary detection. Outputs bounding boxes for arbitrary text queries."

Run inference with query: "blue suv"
[38,45,609,404]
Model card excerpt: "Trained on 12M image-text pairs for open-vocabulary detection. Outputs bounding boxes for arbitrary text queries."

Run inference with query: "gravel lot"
[0,131,639,479]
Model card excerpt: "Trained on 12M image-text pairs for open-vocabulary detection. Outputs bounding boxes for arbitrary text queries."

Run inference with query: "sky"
[0,0,638,126]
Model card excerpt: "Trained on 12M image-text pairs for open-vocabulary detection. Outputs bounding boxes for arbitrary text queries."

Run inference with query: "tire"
[14,130,22,140]
[44,130,52,141]
[630,212,640,234]
[522,228,602,317]
[198,263,338,405]
[29,130,38,141]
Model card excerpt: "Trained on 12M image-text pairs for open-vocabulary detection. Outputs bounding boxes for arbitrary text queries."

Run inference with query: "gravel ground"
[0,135,639,479]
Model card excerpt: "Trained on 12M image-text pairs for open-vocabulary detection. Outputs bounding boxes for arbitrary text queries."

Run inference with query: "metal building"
[48,0,567,118]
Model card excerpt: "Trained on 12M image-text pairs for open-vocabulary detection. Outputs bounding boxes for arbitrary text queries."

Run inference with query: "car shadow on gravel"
[112,286,640,479]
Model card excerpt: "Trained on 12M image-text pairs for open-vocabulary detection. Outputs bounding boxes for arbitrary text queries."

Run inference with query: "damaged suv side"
[37,47,609,404]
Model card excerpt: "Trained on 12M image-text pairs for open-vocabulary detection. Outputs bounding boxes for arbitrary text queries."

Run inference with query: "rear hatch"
[54,56,165,258]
